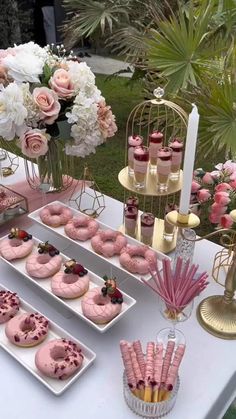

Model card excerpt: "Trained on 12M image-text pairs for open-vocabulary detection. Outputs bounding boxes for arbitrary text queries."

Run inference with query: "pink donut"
[81,287,122,324]
[51,270,89,298]
[26,253,62,278]
[5,312,49,347]
[35,338,84,380]
[91,229,127,257]
[64,215,99,241]
[40,204,73,227]
[0,290,20,324]
[119,244,157,274]
[0,237,34,261]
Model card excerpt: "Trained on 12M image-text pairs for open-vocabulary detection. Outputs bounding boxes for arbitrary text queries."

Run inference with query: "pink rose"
[33,87,61,125]
[197,188,211,203]
[97,100,117,138]
[214,191,231,206]
[209,212,221,224]
[49,68,74,99]
[230,179,236,189]
[191,180,201,193]
[220,214,234,229]
[215,182,232,192]
[211,203,227,215]
[19,129,49,159]
[202,172,214,184]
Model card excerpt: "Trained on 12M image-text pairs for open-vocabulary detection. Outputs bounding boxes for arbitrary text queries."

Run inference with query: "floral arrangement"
[192,160,236,229]
[0,42,117,159]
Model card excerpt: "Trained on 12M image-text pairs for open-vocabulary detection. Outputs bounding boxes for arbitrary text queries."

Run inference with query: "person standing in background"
[0,0,21,48]
[34,0,57,46]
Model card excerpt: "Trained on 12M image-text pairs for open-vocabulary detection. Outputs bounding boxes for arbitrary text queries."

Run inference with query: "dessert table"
[0,160,236,419]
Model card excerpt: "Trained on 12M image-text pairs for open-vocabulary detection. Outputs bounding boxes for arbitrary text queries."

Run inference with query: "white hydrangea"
[65,91,103,157]
[3,42,48,83]
[0,82,28,140]
[67,61,102,100]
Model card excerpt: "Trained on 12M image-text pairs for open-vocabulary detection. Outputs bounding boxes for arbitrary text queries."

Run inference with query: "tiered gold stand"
[119,87,187,254]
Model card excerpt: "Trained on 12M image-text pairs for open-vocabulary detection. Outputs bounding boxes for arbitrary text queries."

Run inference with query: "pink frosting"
[128,135,143,147]
[26,253,62,278]
[154,343,164,385]
[0,237,34,261]
[133,340,145,379]
[161,340,175,385]
[120,340,137,389]
[0,291,20,324]
[35,338,83,379]
[5,312,49,347]
[64,215,99,241]
[40,204,73,227]
[51,271,89,298]
[81,287,122,324]
[91,229,127,257]
[128,343,144,386]
[119,244,157,274]
[166,344,185,390]
[145,341,155,386]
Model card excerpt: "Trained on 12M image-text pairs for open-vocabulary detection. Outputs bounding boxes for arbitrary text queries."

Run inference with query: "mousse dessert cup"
[124,205,138,237]
[133,145,149,189]
[140,212,155,246]
[128,134,143,176]
[126,196,139,210]
[169,138,183,180]
[163,203,177,241]
[149,131,163,173]
[156,147,172,192]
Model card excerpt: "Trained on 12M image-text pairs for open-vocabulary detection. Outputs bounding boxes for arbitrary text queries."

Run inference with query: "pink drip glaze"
[81,287,122,324]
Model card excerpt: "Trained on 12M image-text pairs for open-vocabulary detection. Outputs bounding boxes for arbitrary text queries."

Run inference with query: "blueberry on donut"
[0,290,20,324]
[39,204,73,227]
[5,312,49,347]
[35,338,84,379]
[51,259,90,299]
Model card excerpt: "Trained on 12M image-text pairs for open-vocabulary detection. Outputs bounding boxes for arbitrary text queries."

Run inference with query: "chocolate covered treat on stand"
[149,131,163,173]
[128,134,143,176]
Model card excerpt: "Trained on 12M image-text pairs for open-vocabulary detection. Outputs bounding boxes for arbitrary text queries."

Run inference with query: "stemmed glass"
[157,296,194,346]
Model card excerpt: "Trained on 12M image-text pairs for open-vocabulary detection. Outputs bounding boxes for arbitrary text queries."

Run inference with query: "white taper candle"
[179,104,199,215]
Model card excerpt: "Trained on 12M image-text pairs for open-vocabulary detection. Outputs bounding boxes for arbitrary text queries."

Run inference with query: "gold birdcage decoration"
[118,87,188,254]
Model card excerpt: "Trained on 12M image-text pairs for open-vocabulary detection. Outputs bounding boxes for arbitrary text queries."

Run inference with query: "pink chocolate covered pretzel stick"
[128,343,145,399]
[160,340,175,386]
[144,341,155,402]
[166,344,186,391]
[152,343,164,402]
[133,340,145,379]
[120,340,137,395]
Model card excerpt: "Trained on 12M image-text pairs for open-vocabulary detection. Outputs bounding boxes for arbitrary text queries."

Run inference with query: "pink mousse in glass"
[128,134,143,175]
[149,131,163,171]
[156,147,172,192]
[126,196,139,209]
[169,137,183,180]
[124,205,138,237]
[133,145,149,189]
[141,212,155,246]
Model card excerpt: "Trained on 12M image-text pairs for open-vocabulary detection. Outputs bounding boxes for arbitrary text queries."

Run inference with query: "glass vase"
[173,228,196,267]
[24,137,74,193]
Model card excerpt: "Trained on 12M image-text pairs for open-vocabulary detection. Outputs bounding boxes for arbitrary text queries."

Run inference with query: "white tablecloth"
[0,161,235,419]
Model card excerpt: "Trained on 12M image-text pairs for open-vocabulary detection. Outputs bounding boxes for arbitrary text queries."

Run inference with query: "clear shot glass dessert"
[169,138,183,181]
[126,196,139,209]
[163,203,177,242]
[149,131,163,173]
[133,145,149,189]
[156,147,172,192]
[128,134,143,176]
[140,212,155,246]
[124,205,138,238]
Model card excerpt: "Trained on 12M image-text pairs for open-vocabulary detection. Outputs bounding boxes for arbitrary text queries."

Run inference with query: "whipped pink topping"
[128,134,143,147]
[126,196,139,208]
[169,138,183,151]
[157,147,172,160]
[149,131,163,144]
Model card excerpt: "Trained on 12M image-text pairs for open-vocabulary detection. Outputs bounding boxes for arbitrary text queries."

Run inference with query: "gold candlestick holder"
[166,209,236,339]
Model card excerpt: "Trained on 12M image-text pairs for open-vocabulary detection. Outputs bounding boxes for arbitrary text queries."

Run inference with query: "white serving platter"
[0,283,96,396]
[29,201,169,282]
[0,235,136,333]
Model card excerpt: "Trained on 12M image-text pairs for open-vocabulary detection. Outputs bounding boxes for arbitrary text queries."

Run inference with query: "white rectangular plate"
[0,235,136,333]
[29,201,169,282]
[0,283,96,396]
